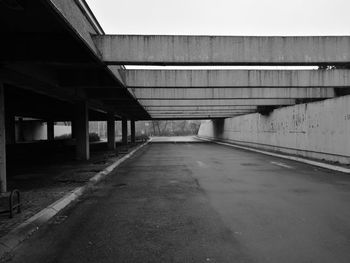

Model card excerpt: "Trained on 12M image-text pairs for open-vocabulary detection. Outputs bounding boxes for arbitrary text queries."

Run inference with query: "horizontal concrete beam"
[124,69,350,88]
[147,110,255,114]
[139,99,296,106]
[150,114,247,119]
[152,118,226,120]
[94,35,350,65]
[134,87,334,100]
[145,106,257,111]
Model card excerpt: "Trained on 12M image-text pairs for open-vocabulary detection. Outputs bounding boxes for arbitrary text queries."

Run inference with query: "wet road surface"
[4,142,350,263]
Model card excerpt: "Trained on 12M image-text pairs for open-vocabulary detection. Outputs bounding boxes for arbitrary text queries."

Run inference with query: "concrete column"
[131,120,136,144]
[122,118,128,145]
[74,101,89,160]
[47,120,54,141]
[0,83,7,193]
[5,112,15,145]
[71,120,77,139]
[18,117,24,142]
[107,113,116,150]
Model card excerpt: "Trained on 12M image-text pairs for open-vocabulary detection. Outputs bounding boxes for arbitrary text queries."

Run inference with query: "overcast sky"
[86,0,350,36]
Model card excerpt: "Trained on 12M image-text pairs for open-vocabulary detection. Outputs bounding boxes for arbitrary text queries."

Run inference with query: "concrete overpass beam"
[74,101,89,161]
[107,113,116,150]
[139,99,296,107]
[94,35,350,65]
[134,87,335,100]
[124,69,350,88]
[122,118,128,145]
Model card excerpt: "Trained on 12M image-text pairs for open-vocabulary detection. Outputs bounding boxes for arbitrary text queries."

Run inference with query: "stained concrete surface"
[3,142,350,263]
[198,94,350,164]
[0,142,141,238]
[150,136,201,143]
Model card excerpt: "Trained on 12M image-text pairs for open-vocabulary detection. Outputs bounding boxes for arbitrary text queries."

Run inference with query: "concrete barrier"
[198,95,350,164]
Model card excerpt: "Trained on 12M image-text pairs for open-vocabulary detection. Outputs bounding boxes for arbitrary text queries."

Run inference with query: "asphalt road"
[4,142,350,263]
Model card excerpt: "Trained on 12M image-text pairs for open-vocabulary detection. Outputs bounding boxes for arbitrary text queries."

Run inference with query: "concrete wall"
[198,95,350,164]
[15,122,71,142]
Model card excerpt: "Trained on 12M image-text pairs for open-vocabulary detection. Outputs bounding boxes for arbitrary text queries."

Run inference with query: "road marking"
[270,161,293,169]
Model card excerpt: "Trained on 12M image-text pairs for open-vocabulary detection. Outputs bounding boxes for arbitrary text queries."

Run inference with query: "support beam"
[94,35,350,65]
[145,106,257,111]
[151,115,244,119]
[107,113,116,150]
[134,87,334,100]
[122,118,128,145]
[47,120,54,141]
[0,83,6,193]
[148,111,255,115]
[151,112,252,116]
[140,99,296,107]
[124,69,350,88]
[74,101,89,161]
[131,120,136,144]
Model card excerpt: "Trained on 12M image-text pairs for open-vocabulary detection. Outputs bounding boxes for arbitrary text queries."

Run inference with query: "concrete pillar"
[5,112,15,145]
[18,117,24,142]
[74,101,89,160]
[71,120,77,139]
[122,118,128,145]
[0,83,7,193]
[47,120,54,141]
[131,120,136,144]
[107,113,116,150]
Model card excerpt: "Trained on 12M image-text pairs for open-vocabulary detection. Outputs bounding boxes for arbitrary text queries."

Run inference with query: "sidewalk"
[0,142,142,239]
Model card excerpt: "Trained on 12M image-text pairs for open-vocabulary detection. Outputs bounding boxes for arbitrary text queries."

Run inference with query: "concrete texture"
[198,95,350,164]
[199,137,350,174]
[122,118,128,145]
[0,83,6,193]
[134,87,335,100]
[124,69,350,88]
[150,136,201,142]
[107,114,115,150]
[0,140,149,260]
[4,142,350,263]
[46,0,130,95]
[47,121,54,141]
[146,106,258,111]
[140,99,296,107]
[48,0,102,55]
[13,121,71,142]
[94,35,350,65]
[74,101,89,161]
[130,120,136,144]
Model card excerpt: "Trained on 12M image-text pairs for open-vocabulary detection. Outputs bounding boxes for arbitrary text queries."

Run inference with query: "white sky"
[86,0,350,36]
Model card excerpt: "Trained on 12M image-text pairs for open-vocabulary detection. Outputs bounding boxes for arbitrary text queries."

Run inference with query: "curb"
[197,137,350,174]
[0,140,151,259]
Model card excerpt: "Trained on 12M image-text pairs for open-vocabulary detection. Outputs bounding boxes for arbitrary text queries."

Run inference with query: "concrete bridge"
[0,0,349,189]
[0,1,350,262]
